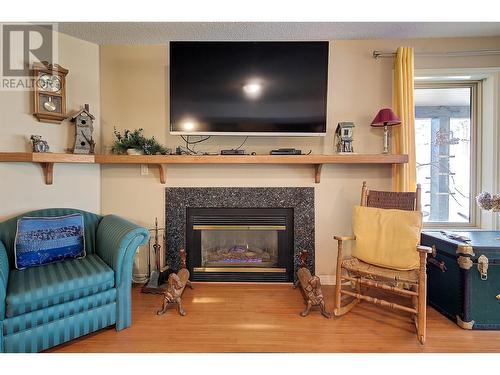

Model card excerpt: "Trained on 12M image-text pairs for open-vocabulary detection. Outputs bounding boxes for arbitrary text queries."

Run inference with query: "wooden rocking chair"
[333,181,432,344]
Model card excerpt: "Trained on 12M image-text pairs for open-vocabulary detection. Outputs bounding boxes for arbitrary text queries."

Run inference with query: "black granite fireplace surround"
[165,187,314,282]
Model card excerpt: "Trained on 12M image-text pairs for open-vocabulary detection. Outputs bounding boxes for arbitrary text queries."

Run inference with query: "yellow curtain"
[392,47,416,192]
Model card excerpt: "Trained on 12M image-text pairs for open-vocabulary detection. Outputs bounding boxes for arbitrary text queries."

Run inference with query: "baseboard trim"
[316,274,336,285]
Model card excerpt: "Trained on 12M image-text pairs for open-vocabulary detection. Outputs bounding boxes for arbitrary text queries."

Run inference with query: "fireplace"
[186,208,294,282]
[165,187,315,283]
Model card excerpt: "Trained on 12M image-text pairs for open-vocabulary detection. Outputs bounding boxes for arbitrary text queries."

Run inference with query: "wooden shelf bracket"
[314,164,323,184]
[156,164,166,184]
[40,162,54,185]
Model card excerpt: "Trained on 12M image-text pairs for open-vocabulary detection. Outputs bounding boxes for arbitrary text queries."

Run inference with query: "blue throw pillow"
[14,213,86,269]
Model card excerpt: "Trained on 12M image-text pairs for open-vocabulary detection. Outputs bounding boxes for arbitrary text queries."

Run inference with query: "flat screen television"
[169,41,329,136]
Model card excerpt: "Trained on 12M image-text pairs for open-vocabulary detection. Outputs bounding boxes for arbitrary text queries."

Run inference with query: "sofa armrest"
[0,240,9,320]
[96,215,149,287]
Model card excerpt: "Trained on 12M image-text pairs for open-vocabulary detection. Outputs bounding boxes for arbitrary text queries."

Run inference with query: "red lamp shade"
[370,108,401,127]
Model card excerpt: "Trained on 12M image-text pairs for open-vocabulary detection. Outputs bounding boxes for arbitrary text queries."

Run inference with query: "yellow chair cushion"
[351,205,422,270]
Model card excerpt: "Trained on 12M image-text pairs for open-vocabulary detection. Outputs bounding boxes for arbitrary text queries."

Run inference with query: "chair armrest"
[333,235,355,261]
[0,240,9,320]
[334,235,356,241]
[96,215,150,287]
[417,245,433,254]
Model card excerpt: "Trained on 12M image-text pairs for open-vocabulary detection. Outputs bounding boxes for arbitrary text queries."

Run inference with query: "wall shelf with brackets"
[0,152,408,185]
[0,152,94,185]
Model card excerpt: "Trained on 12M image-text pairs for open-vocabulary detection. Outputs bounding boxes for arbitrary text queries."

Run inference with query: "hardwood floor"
[48,283,500,353]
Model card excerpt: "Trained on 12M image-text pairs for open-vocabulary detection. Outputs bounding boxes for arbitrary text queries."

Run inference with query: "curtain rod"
[373,49,500,59]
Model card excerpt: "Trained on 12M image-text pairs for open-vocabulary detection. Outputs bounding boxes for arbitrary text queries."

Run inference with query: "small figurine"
[295,250,331,318]
[30,135,50,153]
[157,249,193,316]
[70,104,95,154]
[335,122,355,153]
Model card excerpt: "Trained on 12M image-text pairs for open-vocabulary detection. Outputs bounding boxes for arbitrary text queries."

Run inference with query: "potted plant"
[111,128,171,155]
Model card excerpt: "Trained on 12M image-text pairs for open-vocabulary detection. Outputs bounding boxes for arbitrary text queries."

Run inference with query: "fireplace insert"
[186,208,294,282]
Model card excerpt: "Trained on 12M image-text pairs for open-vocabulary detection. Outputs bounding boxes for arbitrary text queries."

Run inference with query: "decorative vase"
[126,148,144,155]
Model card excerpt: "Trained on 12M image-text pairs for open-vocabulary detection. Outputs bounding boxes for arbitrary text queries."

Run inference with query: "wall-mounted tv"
[169,41,329,136]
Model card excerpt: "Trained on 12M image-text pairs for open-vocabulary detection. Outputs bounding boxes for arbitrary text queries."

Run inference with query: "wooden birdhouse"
[335,122,355,153]
[71,104,95,154]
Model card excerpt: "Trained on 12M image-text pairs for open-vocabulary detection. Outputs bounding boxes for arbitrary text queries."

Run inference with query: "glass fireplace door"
[186,207,294,282]
[200,228,279,268]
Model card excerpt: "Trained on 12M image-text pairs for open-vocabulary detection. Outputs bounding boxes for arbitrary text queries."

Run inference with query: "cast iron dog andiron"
[294,249,331,318]
[157,249,193,316]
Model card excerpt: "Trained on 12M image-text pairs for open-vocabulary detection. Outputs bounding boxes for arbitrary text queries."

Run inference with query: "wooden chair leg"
[335,273,361,316]
[334,240,344,316]
[334,239,361,316]
[416,252,428,344]
[335,296,360,316]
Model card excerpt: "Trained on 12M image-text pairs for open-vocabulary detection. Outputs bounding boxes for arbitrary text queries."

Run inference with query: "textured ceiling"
[57,22,500,45]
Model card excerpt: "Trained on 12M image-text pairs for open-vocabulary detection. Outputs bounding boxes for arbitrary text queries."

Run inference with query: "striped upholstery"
[0,241,8,320]
[0,209,149,352]
[96,215,150,330]
[97,215,149,286]
[4,288,116,335]
[3,303,116,353]
[6,254,114,317]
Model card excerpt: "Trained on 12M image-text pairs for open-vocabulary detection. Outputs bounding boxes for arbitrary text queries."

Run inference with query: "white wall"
[0,31,101,220]
[100,38,500,283]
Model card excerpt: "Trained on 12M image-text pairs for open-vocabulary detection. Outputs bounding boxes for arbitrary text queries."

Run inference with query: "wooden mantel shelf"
[0,152,408,185]
[94,153,407,165]
[0,152,95,163]
[0,152,94,185]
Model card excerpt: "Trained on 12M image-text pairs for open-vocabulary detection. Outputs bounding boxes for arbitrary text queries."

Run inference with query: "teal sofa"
[0,208,149,353]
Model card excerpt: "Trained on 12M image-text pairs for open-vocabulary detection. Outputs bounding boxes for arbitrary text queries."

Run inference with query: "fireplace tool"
[141,218,172,294]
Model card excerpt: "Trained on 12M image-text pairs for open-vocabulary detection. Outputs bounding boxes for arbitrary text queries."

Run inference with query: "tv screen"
[169,41,329,136]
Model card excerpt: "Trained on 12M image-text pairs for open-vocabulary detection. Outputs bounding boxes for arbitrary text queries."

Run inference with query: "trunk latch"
[477,255,489,281]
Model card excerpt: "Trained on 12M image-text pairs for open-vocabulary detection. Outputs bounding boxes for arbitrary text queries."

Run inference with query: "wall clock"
[32,62,69,123]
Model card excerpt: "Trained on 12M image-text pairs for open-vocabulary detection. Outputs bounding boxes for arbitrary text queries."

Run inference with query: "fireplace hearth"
[165,187,315,282]
[186,208,294,281]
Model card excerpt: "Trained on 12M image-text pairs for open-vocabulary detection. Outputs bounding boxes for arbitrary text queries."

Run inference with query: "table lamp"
[370,108,401,154]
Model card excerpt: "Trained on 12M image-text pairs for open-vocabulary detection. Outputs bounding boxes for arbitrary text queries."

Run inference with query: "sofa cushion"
[0,208,102,270]
[6,254,114,318]
[14,213,86,270]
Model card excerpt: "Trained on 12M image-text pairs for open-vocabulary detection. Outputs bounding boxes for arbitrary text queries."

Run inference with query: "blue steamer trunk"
[421,231,500,330]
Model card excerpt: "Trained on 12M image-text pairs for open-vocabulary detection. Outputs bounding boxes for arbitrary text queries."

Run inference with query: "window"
[414,82,478,226]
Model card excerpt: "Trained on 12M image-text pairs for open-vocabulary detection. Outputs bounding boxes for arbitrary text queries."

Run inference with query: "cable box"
[270,148,302,155]
[220,149,246,155]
